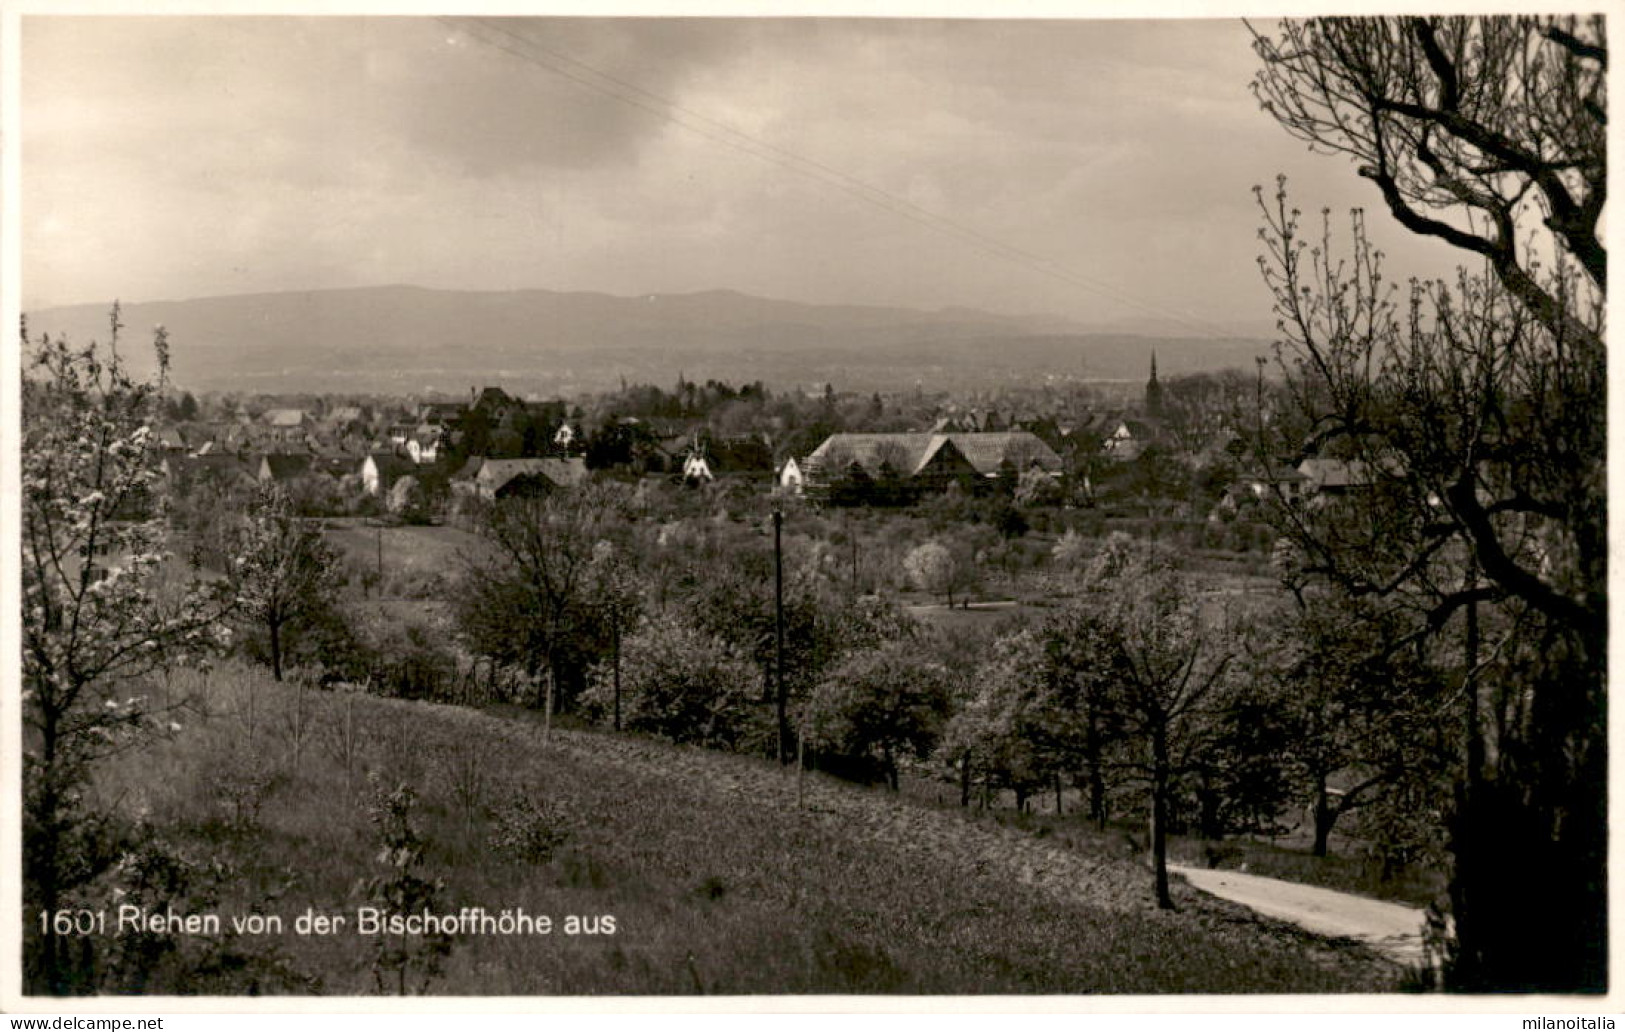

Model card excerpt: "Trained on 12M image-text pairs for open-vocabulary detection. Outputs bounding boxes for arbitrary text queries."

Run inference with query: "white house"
[361,452,415,496]
[778,456,805,493]
[1102,419,1157,462]
[682,452,715,482]
[406,427,441,464]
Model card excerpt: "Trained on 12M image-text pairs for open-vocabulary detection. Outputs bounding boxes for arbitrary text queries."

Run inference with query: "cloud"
[20,15,1459,327]
[374,17,755,175]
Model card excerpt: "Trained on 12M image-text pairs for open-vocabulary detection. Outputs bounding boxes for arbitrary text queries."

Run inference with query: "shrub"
[212,753,286,835]
[486,789,572,866]
[580,613,757,748]
[804,641,955,790]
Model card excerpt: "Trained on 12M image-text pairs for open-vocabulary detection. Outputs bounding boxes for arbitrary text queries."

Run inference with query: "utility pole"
[848,512,858,598]
[774,504,787,765]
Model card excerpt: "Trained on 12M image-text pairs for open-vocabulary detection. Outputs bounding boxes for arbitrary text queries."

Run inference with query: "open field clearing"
[321,521,490,597]
[87,663,1403,995]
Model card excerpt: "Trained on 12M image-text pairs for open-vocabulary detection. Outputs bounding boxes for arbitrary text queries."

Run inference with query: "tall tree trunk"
[1151,722,1174,910]
[1085,711,1108,831]
[1084,760,1109,831]
[612,620,621,733]
[959,754,971,808]
[543,667,554,741]
[269,615,283,682]
[1311,776,1336,859]
[28,707,63,993]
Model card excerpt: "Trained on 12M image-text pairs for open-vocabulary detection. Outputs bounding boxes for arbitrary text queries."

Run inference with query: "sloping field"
[94,665,1402,996]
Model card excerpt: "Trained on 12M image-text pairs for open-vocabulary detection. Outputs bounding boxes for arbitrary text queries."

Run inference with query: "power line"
[440,16,1238,340]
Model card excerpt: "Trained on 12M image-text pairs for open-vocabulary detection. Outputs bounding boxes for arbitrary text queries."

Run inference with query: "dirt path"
[1171,864,1429,967]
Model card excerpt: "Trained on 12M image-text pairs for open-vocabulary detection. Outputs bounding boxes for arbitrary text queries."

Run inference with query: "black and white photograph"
[4,3,1609,1008]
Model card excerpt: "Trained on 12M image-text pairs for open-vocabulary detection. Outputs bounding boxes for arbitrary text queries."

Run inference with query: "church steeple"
[1145,349,1164,418]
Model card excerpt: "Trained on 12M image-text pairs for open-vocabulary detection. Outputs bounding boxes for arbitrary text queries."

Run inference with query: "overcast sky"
[22,14,1463,335]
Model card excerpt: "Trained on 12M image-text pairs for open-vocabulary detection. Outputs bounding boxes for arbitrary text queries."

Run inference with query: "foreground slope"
[96,664,1400,995]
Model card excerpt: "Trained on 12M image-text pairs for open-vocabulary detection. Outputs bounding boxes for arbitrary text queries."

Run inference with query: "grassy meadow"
[69,661,1405,996]
[320,520,488,599]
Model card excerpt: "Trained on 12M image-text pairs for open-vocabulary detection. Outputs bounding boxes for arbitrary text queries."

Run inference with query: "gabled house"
[361,452,416,496]
[257,453,314,484]
[406,426,442,465]
[778,456,806,493]
[1100,417,1163,462]
[473,457,589,500]
[682,452,715,482]
[418,401,467,427]
[262,408,309,444]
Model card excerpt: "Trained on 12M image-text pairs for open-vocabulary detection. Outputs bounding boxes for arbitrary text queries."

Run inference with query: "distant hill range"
[25,285,1272,395]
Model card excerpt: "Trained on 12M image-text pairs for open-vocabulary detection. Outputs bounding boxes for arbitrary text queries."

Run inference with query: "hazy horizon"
[24,280,1267,341]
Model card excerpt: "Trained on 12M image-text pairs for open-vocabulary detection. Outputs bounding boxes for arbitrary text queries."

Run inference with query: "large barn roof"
[806,433,955,476]
[943,431,1062,476]
[807,431,1060,477]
